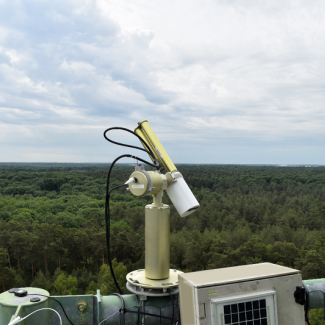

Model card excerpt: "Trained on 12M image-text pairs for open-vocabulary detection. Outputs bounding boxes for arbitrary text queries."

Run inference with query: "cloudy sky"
[0,0,324,164]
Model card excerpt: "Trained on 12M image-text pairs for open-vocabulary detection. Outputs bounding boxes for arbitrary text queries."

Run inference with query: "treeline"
[1,164,325,296]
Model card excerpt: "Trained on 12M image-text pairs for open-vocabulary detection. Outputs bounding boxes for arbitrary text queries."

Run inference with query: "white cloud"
[0,0,324,163]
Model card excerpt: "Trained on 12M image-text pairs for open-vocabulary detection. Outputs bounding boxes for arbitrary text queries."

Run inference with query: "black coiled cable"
[103,127,161,168]
[103,127,160,294]
[103,126,179,325]
[105,154,157,294]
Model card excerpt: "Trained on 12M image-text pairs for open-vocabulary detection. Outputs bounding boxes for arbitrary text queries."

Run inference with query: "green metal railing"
[0,288,179,325]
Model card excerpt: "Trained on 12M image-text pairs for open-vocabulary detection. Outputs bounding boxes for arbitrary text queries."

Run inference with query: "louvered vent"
[211,291,277,325]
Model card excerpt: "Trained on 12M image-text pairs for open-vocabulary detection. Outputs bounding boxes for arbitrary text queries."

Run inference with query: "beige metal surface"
[134,120,177,173]
[145,203,170,279]
[147,171,165,195]
[178,263,304,325]
[126,269,183,289]
[191,274,303,325]
[180,262,300,288]
[179,276,196,325]
[128,170,167,197]
[128,171,149,196]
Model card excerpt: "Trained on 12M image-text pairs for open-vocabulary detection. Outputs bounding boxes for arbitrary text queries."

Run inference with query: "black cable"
[105,154,132,294]
[169,292,174,325]
[305,308,311,325]
[131,156,158,169]
[103,127,160,166]
[109,184,127,195]
[111,290,174,324]
[105,154,158,294]
[111,293,125,325]
[28,294,74,325]
[126,309,173,320]
[103,126,162,295]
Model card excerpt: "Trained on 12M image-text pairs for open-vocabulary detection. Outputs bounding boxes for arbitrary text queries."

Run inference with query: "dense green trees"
[0,164,325,296]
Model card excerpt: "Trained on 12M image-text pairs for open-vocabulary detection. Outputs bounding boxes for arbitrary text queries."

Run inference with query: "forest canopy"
[1,163,325,296]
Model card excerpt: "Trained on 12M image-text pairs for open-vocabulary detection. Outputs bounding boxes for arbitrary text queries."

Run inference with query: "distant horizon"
[0,162,324,167]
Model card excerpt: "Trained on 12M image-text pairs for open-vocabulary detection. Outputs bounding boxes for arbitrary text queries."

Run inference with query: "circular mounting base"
[126,282,179,297]
[126,269,182,296]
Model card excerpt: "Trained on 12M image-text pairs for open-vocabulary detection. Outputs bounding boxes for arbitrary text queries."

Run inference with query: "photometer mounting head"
[127,166,172,197]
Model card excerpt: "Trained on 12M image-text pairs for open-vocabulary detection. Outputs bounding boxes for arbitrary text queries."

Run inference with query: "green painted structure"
[2,279,323,324]
[0,287,178,325]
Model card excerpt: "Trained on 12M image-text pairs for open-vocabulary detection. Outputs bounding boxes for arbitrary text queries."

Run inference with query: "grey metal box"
[178,263,304,325]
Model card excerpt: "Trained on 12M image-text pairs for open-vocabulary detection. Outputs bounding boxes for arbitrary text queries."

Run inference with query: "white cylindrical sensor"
[165,172,200,217]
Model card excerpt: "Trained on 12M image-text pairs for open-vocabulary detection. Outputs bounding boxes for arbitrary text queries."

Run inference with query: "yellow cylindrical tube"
[135,120,177,173]
[134,127,156,164]
[145,204,170,279]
